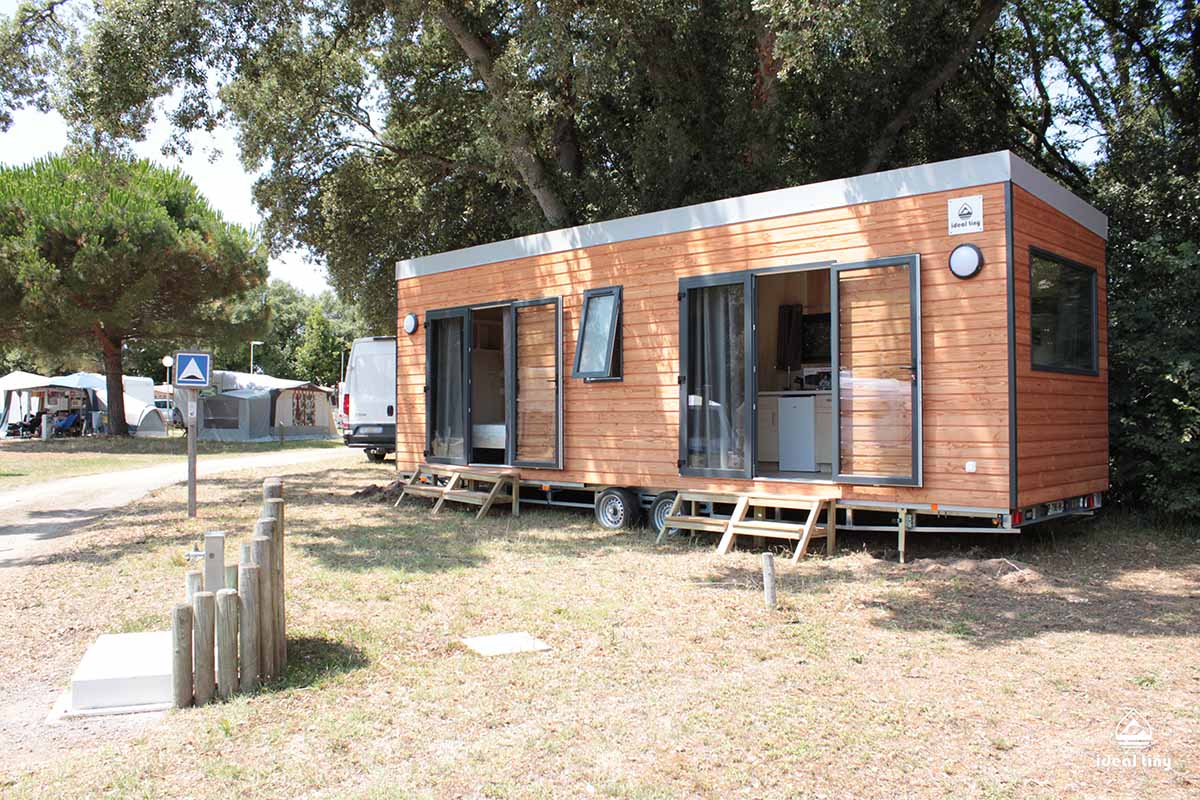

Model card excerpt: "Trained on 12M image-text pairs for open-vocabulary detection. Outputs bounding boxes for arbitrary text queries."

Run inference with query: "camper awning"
[0,370,51,391]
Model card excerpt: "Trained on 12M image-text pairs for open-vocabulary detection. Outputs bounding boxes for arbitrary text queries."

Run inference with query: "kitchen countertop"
[758,390,832,397]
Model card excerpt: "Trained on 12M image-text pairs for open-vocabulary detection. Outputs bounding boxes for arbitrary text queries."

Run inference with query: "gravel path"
[0,447,356,571]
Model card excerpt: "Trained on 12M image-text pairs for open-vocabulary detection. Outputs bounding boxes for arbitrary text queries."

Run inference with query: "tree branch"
[436,4,571,227]
[862,0,1006,173]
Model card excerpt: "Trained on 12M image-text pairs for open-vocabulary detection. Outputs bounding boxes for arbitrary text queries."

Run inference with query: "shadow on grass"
[696,513,1200,648]
[277,635,369,689]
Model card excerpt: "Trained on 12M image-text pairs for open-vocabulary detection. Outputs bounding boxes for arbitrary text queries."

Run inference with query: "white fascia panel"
[396,150,1106,280]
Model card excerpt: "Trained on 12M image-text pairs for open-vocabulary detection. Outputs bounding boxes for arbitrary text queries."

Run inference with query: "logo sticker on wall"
[948,195,984,235]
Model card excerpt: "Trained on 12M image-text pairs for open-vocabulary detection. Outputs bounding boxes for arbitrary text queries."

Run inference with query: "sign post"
[174,351,213,518]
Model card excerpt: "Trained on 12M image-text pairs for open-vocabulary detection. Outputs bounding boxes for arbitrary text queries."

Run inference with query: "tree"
[294,304,343,386]
[0,150,268,434]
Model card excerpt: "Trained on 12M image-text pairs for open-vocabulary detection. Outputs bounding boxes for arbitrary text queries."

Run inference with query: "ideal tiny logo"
[957,203,974,220]
[1115,709,1152,750]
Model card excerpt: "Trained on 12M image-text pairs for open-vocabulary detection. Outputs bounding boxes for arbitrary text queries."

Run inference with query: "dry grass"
[0,435,341,489]
[0,462,1196,799]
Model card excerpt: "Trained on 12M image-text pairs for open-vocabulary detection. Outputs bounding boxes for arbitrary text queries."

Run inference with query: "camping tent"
[0,370,165,437]
[194,370,336,442]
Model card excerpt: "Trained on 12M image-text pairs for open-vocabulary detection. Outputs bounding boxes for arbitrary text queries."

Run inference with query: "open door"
[509,297,562,468]
[425,308,470,464]
[831,255,922,486]
[678,274,755,478]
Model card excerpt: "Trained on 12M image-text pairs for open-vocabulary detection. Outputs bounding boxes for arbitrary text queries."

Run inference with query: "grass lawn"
[0,461,1196,799]
[0,434,342,489]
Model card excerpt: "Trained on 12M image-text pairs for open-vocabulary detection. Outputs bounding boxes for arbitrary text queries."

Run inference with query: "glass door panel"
[680,278,752,476]
[512,298,562,468]
[832,258,921,485]
[426,310,468,463]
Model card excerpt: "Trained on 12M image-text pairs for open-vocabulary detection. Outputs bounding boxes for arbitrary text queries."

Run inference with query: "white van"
[342,336,397,462]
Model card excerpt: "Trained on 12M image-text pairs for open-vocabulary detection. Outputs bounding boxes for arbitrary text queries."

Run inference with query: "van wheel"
[365,450,386,463]
[595,488,640,531]
[649,492,678,536]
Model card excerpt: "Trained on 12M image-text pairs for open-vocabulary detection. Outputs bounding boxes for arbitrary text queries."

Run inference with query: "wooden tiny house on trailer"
[393,151,1108,560]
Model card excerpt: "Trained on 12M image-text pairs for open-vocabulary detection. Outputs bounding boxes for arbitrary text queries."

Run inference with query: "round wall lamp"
[948,243,984,279]
[402,312,419,335]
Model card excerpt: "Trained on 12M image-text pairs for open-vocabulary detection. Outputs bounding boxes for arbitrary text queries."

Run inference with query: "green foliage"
[0,148,268,432]
[294,304,342,386]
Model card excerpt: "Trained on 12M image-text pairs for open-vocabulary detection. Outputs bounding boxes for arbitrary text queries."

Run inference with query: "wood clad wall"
[396,182,1012,509]
[1011,186,1109,506]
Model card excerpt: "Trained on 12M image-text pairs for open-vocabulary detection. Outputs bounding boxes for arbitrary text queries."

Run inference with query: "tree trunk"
[97,327,129,436]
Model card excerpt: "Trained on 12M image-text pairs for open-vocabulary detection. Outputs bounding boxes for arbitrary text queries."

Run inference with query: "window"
[572,286,622,380]
[1030,250,1098,374]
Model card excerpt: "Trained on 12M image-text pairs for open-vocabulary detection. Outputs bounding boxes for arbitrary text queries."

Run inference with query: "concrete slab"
[461,632,551,657]
[70,631,173,711]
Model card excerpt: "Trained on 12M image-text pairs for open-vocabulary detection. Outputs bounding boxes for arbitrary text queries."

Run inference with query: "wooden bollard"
[250,535,275,681]
[238,563,261,693]
[192,591,216,705]
[215,588,239,701]
[171,603,194,708]
[185,570,202,601]
[224,564,238,591]
[762,552,777,610]
[262,497,286,671]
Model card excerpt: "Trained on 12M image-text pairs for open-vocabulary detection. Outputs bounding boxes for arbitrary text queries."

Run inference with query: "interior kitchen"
[756,268,833,479]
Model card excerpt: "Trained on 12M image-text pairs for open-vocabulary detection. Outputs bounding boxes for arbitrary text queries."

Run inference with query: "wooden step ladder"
[394,464,520,519]
[659,491,835,562]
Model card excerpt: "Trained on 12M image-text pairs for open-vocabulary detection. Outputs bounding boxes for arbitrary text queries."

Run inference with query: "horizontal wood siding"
[1012,186,1109,506]
[397,183,1012,509]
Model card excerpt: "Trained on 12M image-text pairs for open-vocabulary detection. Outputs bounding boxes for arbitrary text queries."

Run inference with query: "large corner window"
[1030,249,1098,374]
[571,286,622,381]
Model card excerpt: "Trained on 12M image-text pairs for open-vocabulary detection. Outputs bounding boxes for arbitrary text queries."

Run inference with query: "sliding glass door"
[425,308,469,464]
[831,256,922,486]
[509,297,562,468]
[679,275,754,478]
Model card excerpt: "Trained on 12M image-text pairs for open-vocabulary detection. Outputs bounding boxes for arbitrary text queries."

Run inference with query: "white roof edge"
[396,150,1107,280]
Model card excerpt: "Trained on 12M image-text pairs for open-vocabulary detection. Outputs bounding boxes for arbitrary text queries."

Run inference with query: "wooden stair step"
[401,484,446,498]
[444,489,512,506]
[732,520,827,536]
[664,514,728,532]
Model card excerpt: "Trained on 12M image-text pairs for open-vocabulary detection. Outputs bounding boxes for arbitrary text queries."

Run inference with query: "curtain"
[430,317,464,459]
[686,283,745,471]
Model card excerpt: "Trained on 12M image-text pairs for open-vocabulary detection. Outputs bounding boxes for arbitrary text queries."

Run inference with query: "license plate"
[1046,500,1065,515]
[360,426,383,434]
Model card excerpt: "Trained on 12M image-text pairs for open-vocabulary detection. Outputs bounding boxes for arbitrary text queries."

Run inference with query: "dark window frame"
[571,285,623,381]
[1029,247,1100,376]
[424,305,472,466]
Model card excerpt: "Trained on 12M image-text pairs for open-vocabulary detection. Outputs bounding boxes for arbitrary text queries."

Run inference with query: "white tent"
[0,371,50,433]
[0,370,164,437]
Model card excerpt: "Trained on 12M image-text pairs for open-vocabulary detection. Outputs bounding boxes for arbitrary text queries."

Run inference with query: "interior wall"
[756,269,831,392]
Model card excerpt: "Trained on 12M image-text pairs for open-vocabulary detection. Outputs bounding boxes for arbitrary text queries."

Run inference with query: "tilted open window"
[572,286,622,381]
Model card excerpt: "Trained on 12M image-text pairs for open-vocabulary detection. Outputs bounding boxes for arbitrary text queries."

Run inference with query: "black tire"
[648,492,678,536]
[365,449,386,463]
[595,487,641,530]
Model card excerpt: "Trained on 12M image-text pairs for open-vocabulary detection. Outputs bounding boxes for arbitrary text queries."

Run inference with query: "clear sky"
[0,0,331,295]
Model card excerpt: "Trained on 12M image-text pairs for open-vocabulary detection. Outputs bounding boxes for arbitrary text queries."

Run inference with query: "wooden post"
[250,535,275,681]
[762,553,777,610]
[263,477,283,502]
[262,498,286,671]
[171,603,193,708]
[185,570,202,601]
[215,588,238,701]
[240,542,251,565]
[204,531,226,591]
[192,591,216,706]
[224,564,238,591]
[825,500,837,556]
[238,563,261,693]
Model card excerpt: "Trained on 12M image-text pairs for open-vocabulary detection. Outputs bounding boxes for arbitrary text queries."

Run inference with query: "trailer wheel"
[649,492,678,536]
[365,449,386,463]
[595,488,640,530]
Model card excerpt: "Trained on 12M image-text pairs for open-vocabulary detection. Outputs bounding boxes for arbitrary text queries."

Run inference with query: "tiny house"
[393,151,1108,558]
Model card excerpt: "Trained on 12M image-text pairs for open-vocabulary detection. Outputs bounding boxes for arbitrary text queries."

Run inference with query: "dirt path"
[0,447,357,571]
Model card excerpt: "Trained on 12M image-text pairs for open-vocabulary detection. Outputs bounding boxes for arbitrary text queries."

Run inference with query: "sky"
[0,0,331,295]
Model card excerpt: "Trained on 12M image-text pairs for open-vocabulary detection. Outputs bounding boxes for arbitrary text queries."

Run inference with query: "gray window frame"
[1029,247,1100,376]
[424,305,472,466]
[571,285,623,381]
